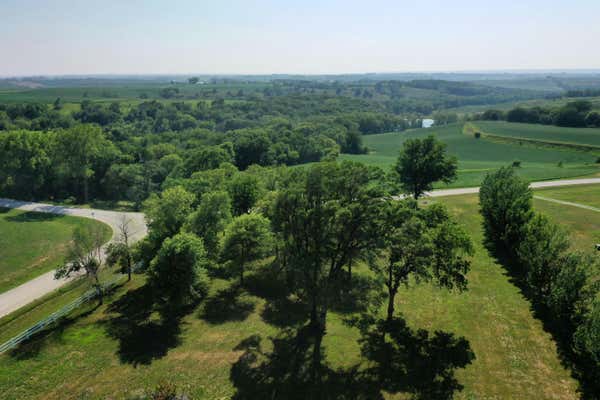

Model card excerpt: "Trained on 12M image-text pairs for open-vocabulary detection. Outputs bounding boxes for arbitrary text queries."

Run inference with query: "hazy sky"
[1,0,599,76]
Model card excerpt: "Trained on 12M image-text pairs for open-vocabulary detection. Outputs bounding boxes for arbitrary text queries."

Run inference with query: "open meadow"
[0,208,111,294]
[1,190,595,400]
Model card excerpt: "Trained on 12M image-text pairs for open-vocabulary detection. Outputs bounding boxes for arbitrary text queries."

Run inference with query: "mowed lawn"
[341,124,600,187]
[0,208,112,293]
[533,184,600,256]
[0,194,582,400]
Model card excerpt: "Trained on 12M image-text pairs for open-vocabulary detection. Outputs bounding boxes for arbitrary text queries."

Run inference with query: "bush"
[474,132,481,139]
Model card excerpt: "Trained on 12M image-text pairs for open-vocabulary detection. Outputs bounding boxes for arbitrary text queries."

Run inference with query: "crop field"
[0,208,111,294]
[0,193,584,400]
[341,124,600,187]
[473,121,600,149]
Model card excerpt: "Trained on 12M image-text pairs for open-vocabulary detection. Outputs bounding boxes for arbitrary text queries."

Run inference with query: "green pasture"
[473,121,600,148]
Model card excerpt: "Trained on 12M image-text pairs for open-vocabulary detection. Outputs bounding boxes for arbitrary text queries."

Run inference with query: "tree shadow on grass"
[329,274,384,315]
[230,326,382,400]
[229,317,475,400]
[102,284,186,366]
[359,316,475,400]
[199,285,256,324]
[6,211,61,223]
[260,296,308,328]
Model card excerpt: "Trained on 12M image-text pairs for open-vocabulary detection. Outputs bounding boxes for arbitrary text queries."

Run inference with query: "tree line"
[477,100,600,128]
[479,167,600,395]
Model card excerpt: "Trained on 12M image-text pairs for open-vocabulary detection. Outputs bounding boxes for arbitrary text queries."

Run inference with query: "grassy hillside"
[473,121,600,149]
[0,208,112,293]
[0,193,582,400]
[341,124,599,187]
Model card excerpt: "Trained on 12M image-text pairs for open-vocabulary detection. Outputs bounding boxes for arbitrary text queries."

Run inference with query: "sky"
[1,0,600,76]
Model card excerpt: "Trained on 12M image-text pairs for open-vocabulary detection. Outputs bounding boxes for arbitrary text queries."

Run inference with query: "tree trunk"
[83,176,89,204]
[386,288,395,323]
[310,308,326,398]
[347,259,352,283]
[240,262,245,286]
[126,255,132,281]
[95,276,103,305]
[386,263,395,322]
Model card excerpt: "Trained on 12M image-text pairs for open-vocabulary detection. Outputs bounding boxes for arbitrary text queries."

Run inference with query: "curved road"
[0,199,147,319]
[0,176,599,319]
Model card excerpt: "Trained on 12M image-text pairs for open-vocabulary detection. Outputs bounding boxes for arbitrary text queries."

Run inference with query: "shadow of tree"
[359,317,475,400]
[230,326,382,400]
[329,274,385,315]
[6,211,61,223]
[102,284,185,366]
[260,297,308,328]
[230,317,475,400]
[199,285,255,324]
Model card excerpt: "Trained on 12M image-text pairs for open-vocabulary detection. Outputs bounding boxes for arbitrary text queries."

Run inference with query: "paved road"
[424,177,600,198]
[0,199,147,319]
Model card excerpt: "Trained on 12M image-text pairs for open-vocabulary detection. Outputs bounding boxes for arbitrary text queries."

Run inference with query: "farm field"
[341,124,600,187]
[473,121,600,148]
[0,193,582,400]
[0,208,111,294]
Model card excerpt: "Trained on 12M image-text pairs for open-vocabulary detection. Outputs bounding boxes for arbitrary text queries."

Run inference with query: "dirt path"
[0,199,147,319]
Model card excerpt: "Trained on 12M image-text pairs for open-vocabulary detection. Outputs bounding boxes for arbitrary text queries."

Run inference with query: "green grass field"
[533,184,600,256]
[473,121,600,149]
[0,208,112,294]
[0,192,588,400]
[341,124,600,187]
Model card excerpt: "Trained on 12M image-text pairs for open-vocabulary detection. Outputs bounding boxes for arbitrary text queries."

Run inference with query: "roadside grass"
[0,208,112,294]
[0,194,582,400]
[533,184,600,257]
[0,269,123,343]
[535,183,600,210]
[341,124,599,187]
